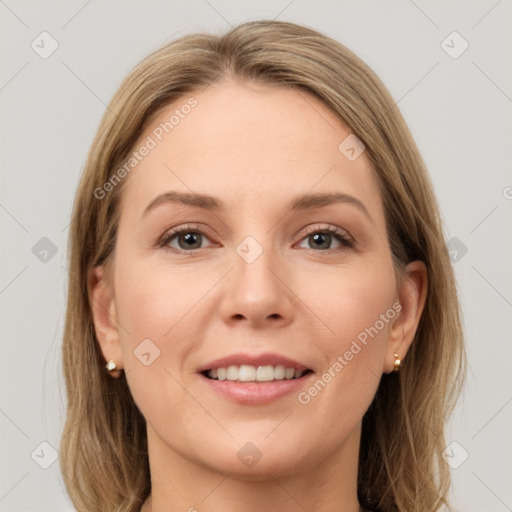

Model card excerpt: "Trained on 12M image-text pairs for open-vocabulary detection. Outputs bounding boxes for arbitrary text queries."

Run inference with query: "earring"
[393,352,402,372]
[105,360,117,371]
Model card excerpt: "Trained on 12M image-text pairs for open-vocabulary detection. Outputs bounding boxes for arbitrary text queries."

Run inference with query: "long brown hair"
[60,20,465,511]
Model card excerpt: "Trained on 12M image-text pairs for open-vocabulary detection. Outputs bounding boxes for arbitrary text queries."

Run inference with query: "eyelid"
[299,223,354,246]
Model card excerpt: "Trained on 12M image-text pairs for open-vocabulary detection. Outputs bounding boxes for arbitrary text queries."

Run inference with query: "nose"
[219,240,295,330]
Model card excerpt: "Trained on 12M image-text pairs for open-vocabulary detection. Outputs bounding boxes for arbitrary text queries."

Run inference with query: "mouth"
[197,353,314,404]
[201,365,313,382]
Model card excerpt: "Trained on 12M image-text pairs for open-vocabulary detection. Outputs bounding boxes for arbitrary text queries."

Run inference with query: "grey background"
[1,1,511,511]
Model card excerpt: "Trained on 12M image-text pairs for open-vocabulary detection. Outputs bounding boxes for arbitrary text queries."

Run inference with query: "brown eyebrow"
[141,191,373,223]
[290,192,373,223]
[142,191,222,217]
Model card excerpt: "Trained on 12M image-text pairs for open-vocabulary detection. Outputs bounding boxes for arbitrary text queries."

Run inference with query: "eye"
[158,223,354,253]
[296,225,354,251]
[158,224,214,251]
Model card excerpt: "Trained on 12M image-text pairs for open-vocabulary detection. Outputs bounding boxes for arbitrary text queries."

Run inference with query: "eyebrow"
[141,190,373,223]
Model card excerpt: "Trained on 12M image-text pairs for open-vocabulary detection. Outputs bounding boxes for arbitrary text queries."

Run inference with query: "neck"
[141,425,363,512]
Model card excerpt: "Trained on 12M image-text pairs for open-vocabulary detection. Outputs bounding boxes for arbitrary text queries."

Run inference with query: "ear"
[88,264,123,377]
[384,260,427,374]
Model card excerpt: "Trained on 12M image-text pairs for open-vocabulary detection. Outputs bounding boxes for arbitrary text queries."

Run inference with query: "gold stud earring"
[393,352,402,372]
[105,360,117,372]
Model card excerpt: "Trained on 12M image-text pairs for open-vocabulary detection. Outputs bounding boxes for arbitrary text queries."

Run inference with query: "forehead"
[119,80,383,219]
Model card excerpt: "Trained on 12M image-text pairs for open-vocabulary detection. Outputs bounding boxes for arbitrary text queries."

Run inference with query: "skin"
[89,79,427,512]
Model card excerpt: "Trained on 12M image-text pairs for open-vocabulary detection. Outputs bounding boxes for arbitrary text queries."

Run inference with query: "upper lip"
[197,353,311,372]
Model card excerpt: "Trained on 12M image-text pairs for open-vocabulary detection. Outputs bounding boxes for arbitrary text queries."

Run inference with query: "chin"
[208,451,308,481]
[189,433,314,480]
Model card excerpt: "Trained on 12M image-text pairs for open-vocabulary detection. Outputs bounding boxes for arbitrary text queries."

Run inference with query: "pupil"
[311,233,330,250]
[180,232,201,249]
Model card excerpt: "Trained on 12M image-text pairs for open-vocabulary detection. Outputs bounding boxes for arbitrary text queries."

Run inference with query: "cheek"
[306,260,396,357]
[111,259,207,404]
[295,264,397,433]
[113,257,215,344]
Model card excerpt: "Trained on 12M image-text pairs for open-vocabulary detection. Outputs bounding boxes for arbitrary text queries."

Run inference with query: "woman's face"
[92,80,422,478]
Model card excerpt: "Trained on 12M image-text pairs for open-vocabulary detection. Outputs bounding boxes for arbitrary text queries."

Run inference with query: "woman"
[60,20,465,512]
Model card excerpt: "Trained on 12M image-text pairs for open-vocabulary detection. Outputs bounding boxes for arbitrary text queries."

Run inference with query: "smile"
[202,364,312,382]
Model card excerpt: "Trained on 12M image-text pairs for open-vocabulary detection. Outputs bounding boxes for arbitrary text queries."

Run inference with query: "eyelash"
[157,223,354,254]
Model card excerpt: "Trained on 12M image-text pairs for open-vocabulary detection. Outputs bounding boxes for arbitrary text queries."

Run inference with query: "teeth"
[274,365,285,379]
[285,367,295,379]
[206,365,309,382]
[226,365,239,380]
[239,365,256,381]
[256,365,274,381]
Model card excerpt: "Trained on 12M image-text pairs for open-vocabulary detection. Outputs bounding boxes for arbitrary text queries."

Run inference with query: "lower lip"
[199,373,313,405]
